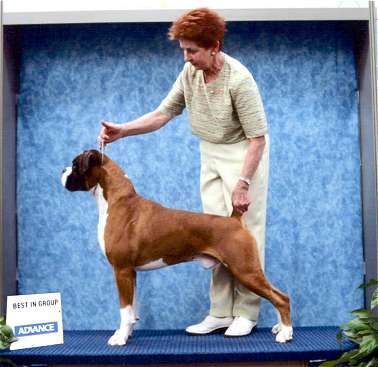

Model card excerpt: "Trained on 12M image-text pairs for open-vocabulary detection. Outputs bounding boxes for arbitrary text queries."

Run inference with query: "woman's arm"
[232,135,266,213]
[99,109,172,144]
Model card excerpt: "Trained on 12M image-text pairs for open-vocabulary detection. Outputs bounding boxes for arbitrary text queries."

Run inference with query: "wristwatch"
[238,176,251,185]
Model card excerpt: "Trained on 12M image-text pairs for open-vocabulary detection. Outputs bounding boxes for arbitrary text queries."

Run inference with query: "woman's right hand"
[99,121,124,146]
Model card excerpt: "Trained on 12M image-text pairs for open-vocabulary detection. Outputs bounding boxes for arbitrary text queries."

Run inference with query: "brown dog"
[61,150,293,346]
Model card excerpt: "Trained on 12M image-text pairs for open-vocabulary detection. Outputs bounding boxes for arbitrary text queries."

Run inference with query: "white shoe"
[186,315,233,335]
[224,316,257,337]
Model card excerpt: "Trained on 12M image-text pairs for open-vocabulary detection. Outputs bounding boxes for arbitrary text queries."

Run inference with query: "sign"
[6,293,64,350]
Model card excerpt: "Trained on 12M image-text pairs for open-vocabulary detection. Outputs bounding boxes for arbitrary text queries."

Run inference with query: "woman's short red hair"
[168,8,226,50]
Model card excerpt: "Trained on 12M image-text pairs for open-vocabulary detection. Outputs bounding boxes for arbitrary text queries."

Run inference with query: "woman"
[99,7,269,337]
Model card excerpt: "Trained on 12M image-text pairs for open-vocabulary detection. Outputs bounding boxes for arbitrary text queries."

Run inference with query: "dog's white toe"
[271,323,281,335]
[275,325,293,343]
[108,329,130,346]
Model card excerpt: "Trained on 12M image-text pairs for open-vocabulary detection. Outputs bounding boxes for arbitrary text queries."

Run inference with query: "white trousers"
[199,136,269,321]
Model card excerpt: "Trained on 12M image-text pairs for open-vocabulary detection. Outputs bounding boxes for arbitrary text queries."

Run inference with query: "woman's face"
[179,39,217,71]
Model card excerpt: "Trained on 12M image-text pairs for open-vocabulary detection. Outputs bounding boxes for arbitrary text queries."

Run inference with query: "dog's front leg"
[108,267,136,346]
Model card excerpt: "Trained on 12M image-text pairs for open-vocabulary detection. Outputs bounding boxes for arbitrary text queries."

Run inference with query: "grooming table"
[0,327,354,366]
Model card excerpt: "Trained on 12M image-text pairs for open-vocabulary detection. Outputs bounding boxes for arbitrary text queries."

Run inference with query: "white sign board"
[6,293,64,350]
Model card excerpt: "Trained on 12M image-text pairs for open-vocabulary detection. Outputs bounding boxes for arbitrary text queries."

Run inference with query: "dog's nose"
[62,168,67,174]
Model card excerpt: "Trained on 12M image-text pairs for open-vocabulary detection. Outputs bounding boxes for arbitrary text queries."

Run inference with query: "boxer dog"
[61,150,293,346]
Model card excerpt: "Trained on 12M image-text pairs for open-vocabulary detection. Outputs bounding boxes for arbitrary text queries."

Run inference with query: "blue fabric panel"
[0,327,355,365]
[17,22,363,330]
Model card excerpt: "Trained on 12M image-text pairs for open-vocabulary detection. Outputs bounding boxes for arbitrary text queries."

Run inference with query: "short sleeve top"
[158,53,268,144]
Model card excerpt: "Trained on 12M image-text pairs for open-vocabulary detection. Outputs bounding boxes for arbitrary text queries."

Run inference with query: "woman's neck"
[204,52,224,83]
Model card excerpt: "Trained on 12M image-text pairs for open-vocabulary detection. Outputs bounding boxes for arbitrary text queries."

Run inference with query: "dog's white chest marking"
[93,185,108,256]
[135,259,168,272]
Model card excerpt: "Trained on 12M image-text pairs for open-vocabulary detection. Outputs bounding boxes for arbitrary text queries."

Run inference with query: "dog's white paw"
[108,328,131,346]
[275,325,293,343]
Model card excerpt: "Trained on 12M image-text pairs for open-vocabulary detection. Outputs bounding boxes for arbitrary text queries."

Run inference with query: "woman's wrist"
[236,179,249,190]
[238,176,251,186]
[120,123,129,138]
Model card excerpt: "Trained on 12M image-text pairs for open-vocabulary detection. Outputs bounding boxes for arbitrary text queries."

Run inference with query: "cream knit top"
[158,53,268,144]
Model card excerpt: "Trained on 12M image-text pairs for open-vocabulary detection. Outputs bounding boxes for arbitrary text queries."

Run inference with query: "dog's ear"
[79,150,102,175]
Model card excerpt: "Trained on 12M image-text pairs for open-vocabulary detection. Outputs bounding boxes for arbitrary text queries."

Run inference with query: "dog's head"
[62,150,103,192]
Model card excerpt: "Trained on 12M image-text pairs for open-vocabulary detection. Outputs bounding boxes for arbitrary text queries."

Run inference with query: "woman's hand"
[98,121,125,146]
[231,180,251,214]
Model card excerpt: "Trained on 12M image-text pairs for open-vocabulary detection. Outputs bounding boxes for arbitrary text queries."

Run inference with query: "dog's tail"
[231,209,247,228]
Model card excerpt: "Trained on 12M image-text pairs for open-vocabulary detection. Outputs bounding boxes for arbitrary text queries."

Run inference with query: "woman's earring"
[211,52,216,56]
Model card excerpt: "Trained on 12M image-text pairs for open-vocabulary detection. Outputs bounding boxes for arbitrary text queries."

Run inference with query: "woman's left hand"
[232,180,251,214]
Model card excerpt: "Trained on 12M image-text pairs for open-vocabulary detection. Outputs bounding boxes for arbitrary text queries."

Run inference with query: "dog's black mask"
[62,150,102,192]
[64,169,88,191]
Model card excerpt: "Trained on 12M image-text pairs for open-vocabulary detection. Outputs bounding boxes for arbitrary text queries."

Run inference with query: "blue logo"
[15,322,58,337]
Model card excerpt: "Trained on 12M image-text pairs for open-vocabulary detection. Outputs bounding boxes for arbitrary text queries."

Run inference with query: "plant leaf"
[360,334,378,354]
[351,309,376,318]
[359,279,378,289]
[0,358,17,367]
[0,325,14,338]
[346,318,372,333]
[319,361,338,367]
[371,288,378,310]
[0,318,18,350]
[0,341,10,350]
[336,329,344,342]
[365,357,377,367]
[336,349,360,363]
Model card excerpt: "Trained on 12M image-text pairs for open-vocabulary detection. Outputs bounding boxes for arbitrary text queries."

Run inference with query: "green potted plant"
[0,317,17,350]
[0,317,17,366]
[320,279,378,367]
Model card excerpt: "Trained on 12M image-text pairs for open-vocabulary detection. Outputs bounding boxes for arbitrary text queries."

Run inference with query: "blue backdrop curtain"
[17,21,363,330]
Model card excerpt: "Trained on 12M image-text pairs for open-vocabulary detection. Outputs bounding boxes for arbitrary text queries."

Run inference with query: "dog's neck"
[94,157,137,203]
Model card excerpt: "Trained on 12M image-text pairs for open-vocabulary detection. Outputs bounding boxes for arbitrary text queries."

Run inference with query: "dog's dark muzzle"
[64,171,88,192]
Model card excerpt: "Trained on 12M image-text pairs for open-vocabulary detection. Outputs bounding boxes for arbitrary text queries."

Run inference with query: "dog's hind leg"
[108,267,137,346]
[231,267,292,343]
[219,235,293,343]
[268,288,293,343]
